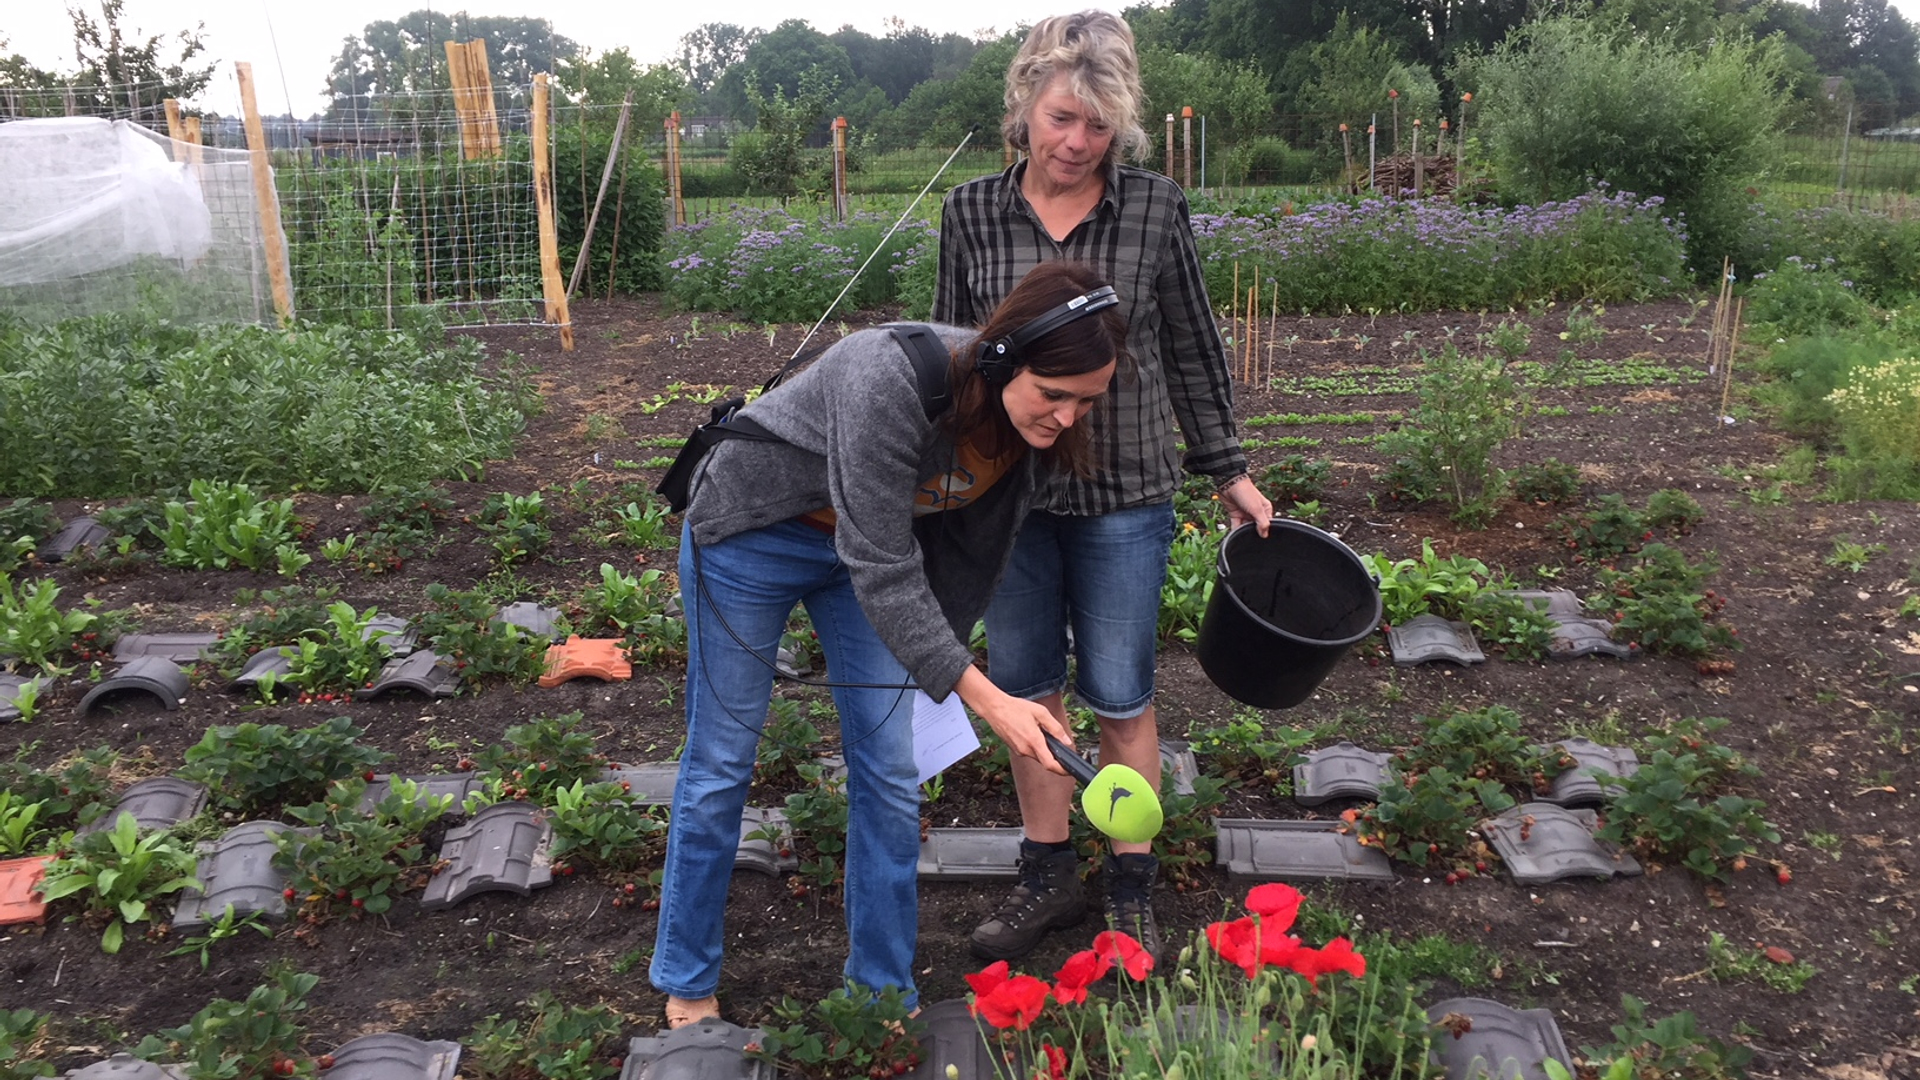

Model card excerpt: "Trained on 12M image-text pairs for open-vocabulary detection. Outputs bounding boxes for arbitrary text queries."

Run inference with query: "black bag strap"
[883,322,954,420]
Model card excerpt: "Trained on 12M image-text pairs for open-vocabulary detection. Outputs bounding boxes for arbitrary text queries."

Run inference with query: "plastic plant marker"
[0,855,54,926]
[539,636,633,687]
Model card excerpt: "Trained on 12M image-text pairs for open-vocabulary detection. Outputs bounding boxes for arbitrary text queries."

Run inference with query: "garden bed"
[3,294,1917,1078]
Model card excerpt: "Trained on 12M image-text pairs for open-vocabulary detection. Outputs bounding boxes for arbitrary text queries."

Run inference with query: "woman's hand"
[1219,475,1273,537]
[955,668,1070,775]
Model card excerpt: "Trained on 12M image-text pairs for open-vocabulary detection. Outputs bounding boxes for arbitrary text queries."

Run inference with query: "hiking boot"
[969,843,1085,961]
[1103,852,1162,970]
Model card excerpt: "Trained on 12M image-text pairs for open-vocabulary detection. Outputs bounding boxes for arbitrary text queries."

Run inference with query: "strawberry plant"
[751,981,923,1080]
[545,780,668,874]
[280,601,394,696]
[1462,591,1557,660]
[574,564,685,665]
[1350,766,1514,870]
[414,584,551,685]
[756,698,823,787]
[1574,994,1754,1080]
[1643,488,1705,535]
[472,712,609,803]
[1186,712,1331,792]
[1255,454,1332,504]
[0,1008,56,1080]
[132,969,318,1079]
[36,813,200,953]
[179,718,389,814]
[1557,493,1648,559]
[0,745,115,832]
[771,763,849,893]
[1596,749,1778,880]
[276,778,450,918]
[1509,458,1580,504]
[1591,544,1736,657]
[463,991,623,1080]
[1401,706,1565,794]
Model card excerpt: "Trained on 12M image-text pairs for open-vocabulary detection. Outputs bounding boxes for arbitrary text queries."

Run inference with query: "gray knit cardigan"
[685,324,1042,701]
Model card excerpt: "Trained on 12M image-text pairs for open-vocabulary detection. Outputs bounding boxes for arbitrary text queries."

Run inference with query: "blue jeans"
[984,502,1176,718]
[652,519,922,1007]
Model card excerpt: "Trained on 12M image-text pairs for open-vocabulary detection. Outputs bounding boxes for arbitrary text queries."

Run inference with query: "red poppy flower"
[966,960,1012,1000]
[1205,917,1264,978]
[1053,949,1108,1006]
[972,971,1051,1030]
[1289,936,1368,986]
[1040,1042,1068,1080]
[1092,930,1154,981]
[1244,883,1302,931]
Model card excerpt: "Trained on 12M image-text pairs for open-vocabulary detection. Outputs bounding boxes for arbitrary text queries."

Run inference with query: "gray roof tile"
[1216,819,1395,882]
[420,802,554,910]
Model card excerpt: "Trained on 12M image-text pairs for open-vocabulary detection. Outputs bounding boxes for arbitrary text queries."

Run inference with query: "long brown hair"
[945,261,1129,477]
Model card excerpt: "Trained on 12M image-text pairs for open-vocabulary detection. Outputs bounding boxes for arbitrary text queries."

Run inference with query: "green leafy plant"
[756,698,824,787]
[574,564,686,665]
[36,813,200,953]
[610,498,675,549]
[546,780,668,874]
[1572,993,1754,1080]
[1591,544,1736,658]
[1597,749,1778,880]
[751,980,923,1080]
[0,574,101,674]
[1483,318,1533,361]
[279,601,394,698]
[1643,489,1705,535]
[1376,344,1525,526]
[158,480,303,572]
[165,905,273,970]
[0,1007,56,1079]
[345,481,454,572]
[0,744,115,833]
[1824,537,1884,573]
[472,712,610,804]
[1559,302,1607,345]
[1363,539,1493,625]
[1145,773,1227,886]
[277,778,450,920]
[133,968,319,1079]
[1401,706,1565,795]
[1704,932,1816,993]
[1256,454,1333,505]
[1509,459,1580,504]
[1187,712,1332,792]
[413,584,551,685]
[464,991,623,1080]
[1461,591,1558,661]
[1158,522,1217,643]
[1827,355,1920,501]
[772,763,849,894]
[474,491,550,564]
[1557,494,1650,559]
[179,718,390,814]
[1351,766,1514,871]
[0,791,50,857]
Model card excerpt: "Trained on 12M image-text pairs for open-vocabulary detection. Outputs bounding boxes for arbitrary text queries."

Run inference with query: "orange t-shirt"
[800,440,1016,532]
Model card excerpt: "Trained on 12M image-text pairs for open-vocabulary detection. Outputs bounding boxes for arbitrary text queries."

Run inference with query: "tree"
[1136,45,1274,147]
[4,1,215,115]
[325,12,579,116]
[555,49,691,130]
[1465,15,1792,274]
[1283,13,1437,142]
[732,69,838,198]
[870,35,1019,152]
[674,23,758,95]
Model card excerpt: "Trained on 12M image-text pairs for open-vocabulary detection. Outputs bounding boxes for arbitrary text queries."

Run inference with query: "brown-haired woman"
[653,261,1126,1027]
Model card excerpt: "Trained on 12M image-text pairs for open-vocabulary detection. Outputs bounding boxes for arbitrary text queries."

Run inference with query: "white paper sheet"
[912,689,979,785]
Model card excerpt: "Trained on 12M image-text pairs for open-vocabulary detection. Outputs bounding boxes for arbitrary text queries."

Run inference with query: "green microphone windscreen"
[1082,763,1163,844]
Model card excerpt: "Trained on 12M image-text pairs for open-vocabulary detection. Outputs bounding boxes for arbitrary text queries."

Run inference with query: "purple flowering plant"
[661,204,936,323]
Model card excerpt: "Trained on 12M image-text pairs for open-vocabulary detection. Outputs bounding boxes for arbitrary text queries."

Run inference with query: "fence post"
[1181,106,1193,188]
[1340,123,1353,192]
[1368,117,1377,194]
[530,73,574,351]
[1837,104,1853,197]
[234,62,295,327]
[1411,119,1423,198]
[832,116,848,222]
[1165,113,1175,178]
[1457,92,1470,182]
[1200,115,1207,190]
[568,89,633,301]
[666,111,686,226]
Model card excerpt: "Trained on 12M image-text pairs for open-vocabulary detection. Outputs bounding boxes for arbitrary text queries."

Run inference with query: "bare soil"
[5,295,1919,1078]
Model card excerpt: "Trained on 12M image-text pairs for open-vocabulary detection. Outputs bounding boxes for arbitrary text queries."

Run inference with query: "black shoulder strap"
[885,322,953,420]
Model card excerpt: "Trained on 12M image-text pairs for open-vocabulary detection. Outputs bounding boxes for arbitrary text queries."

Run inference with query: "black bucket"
[1196,521,1381,709]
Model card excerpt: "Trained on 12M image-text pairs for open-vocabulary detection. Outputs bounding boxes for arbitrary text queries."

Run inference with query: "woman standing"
[933,11,1272,966]
[652,261,1127,1027]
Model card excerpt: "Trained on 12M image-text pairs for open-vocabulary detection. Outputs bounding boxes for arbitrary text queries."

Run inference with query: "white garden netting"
[0,116,287,324]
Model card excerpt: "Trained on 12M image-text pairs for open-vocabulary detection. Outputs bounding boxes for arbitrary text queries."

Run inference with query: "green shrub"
[1509,459,1581,504]
[1465,15,1791,277]
[1756,333,1895,435]
[180,718,390,814]
[1826,355,1920,500]
[134,970,318,1079]
[1222,136,1321,186]
[158,480,302,573]
[0,316,530,497]
[1744,258,1874,337]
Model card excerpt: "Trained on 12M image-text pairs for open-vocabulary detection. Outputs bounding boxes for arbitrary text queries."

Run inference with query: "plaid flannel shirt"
[932,160,1245,516]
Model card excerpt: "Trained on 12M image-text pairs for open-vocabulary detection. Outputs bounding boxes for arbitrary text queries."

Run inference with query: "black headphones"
[976,284,1120,387]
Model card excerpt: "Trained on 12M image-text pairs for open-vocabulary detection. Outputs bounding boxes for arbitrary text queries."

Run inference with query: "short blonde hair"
[1003,11,1150,166]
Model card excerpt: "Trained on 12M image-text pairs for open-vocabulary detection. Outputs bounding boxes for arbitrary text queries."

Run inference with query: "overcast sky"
[3,0,1123,116]
[4,0,1912,117]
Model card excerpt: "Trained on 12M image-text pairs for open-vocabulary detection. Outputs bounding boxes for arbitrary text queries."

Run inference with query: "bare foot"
[664,994,720,1029]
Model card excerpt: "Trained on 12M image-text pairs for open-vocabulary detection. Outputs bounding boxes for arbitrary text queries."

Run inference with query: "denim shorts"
[983,502,1176,718]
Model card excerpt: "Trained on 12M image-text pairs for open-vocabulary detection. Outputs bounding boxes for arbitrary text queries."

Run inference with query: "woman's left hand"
[1219,475,1273,537]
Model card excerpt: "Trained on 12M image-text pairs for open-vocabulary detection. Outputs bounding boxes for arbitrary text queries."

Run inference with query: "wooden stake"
[1231,261,1240,379]
[1719,298,1743,423]
[568,90,633,300]
[162,98,185,158]
[531,74,574,351]
[446,40,502,159]
[235,62,295,326]
[181,116,202,169]
[1267,275,1279,388]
